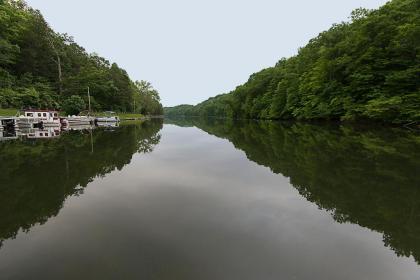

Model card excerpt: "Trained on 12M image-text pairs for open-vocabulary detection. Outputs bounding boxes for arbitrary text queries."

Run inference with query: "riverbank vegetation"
[0,0,163,115]
[165,0,419,124]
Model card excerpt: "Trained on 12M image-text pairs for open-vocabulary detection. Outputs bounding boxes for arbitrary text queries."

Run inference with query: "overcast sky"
[26,0,388,107]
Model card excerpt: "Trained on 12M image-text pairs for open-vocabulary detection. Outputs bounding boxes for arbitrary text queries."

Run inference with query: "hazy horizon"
[26,0,388,107]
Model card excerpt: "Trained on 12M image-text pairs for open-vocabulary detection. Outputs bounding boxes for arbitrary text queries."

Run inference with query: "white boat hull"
[95,117,120,123]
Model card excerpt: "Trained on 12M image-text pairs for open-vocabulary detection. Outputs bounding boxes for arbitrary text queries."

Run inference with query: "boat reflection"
[0,121,120,141]
[0,119,163,248]
[62,124,94,131]
[0,129,18,141]
[17,127,61,139]
[95,121,120,128]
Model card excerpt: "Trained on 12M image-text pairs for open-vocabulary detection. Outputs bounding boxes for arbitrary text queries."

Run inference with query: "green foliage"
[62,95,85,115]
[0,0,162,114]
[165,0,420,124]
[133,80,163,115]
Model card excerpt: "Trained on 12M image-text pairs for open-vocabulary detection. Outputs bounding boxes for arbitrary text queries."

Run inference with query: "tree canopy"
[165,0,420,124]
[0,0,163,115]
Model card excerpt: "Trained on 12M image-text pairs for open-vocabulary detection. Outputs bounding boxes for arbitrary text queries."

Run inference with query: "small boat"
[95,116,120,123]
[95,111,120,124]
[67,116,94,126]
[96,121,120,128]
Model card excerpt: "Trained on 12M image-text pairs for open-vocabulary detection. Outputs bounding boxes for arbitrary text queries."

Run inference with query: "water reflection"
[1,117,419,279]
[166,117,420,264]
[19,127,62,139]
[0,119,163,247]
[1,121,120,141]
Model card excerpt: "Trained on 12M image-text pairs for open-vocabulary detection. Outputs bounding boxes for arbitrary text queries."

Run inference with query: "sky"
[26,0,388,107]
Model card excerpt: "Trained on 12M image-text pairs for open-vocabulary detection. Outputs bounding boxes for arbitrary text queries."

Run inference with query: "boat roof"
[24,109,58,112]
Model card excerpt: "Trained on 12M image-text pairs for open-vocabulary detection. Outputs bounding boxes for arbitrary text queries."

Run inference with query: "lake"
[1,118,420,279]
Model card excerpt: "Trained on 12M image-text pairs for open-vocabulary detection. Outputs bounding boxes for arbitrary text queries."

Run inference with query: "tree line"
[0,0,163,115]
[165,0,419,124]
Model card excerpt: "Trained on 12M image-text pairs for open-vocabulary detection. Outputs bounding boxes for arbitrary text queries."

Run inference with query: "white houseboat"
[22,110,61,127]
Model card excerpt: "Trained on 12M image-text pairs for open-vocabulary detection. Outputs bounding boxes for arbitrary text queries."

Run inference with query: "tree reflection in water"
[166,117,420,264]
[0,119,163,247]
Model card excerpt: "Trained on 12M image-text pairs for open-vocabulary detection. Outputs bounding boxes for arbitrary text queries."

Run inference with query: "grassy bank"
[0,108,19,116]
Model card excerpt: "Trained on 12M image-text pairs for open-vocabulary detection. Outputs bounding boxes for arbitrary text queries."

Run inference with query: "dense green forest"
[0,0,163,115]
[166,117,420,263]
[165,0,420,124]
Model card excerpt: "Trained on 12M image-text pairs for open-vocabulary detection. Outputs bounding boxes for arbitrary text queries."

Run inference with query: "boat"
[95,111,120,124]
[95,116,120,123]
[66,116,94,126]
[15,116,42,129]
[0,117,17,130]
[19,110,61,128]
[96,121,120,128]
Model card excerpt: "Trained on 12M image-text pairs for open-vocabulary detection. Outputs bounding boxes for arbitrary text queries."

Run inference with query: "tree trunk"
[56,53,62,95]
[48,36,63,95]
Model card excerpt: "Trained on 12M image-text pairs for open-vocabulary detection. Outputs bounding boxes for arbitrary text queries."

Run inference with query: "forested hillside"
[165,0,420,124]
[0,0,162,114]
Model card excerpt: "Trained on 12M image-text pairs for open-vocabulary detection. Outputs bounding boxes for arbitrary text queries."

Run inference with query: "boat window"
[26,113,33,117]
[39,133,43,136]
[43,113,47,117]
[45,133,49,137]
[54,113,58,117]
[38,113,42,117]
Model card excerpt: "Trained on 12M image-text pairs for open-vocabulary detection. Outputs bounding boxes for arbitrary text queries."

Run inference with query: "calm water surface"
[1,119,420,279]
